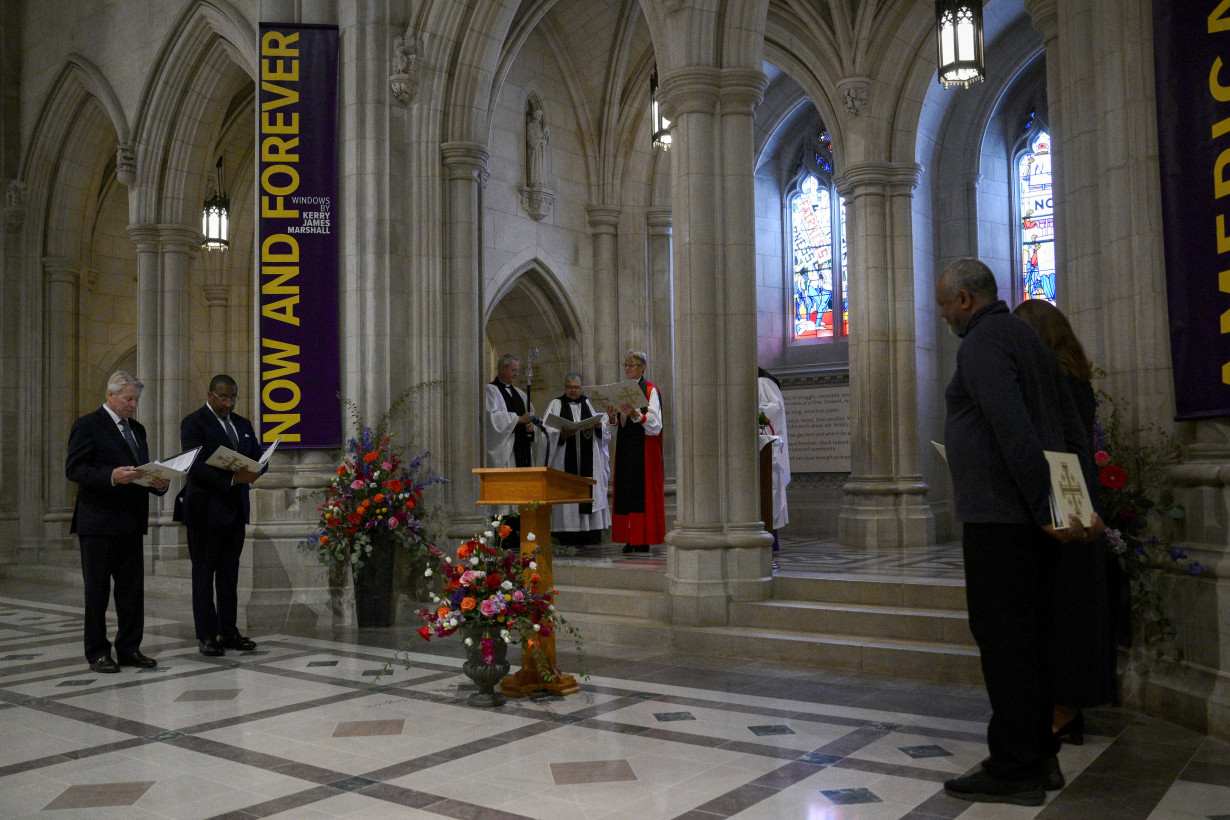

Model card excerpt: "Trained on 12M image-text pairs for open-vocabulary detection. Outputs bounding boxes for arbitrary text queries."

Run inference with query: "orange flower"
[319,535,329,545]
[405,497,416,510]
[385,479,404,492]
[498,524,512,538]
[437,605,450,619]
[460,596,476,611]
[364,451,379,463]
[457,541,475,560]
[373,493,385,503]
[530,573,541,584]
[336,465,346,475]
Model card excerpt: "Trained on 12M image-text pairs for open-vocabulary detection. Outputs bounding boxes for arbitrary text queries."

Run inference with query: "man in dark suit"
[180,374,264,657]
[65,371,169,672]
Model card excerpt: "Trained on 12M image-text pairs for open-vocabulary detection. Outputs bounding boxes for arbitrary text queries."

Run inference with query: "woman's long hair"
[1012,299,1093,383]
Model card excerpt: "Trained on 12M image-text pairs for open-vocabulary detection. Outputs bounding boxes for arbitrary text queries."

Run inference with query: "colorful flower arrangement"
[1095,392,1201,655]
[303,390,445,574]
[415,515,581,674]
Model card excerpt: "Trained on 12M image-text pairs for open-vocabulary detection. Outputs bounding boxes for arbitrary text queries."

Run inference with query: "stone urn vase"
[461,626,510,707]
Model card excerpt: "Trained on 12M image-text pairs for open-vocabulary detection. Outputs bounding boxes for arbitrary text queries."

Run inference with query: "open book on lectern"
[204,437,282,473]
[133,447,201,487]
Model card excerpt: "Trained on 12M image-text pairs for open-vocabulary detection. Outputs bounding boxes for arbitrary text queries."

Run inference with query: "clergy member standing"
[605,350,665,554]
[484,353,536,469]
[544,373,610,545]
[758,366,791,556]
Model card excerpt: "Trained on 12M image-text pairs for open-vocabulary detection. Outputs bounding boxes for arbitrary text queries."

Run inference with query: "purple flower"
[1190,562,1205,575]
[1168,547,1188,562]
[1105,528,1126,555]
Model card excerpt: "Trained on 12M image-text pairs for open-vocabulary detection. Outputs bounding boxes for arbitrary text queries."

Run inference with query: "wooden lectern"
[473,466,594,697]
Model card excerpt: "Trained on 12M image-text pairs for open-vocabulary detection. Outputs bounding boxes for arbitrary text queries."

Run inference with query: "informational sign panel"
[782,385,850,472]
[257,22,341,446]
[1154,3,1230,419]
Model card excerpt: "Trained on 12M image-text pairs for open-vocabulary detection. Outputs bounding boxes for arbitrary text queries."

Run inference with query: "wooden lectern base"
[500,665,579,698]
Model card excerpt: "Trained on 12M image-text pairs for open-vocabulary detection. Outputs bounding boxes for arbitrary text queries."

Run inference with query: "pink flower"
[512,589,525,602]
[350,479,364,489]
[382,461,393,470]
[480,597,503,616]
[387,516,399,529]
[1094,450,1110,466]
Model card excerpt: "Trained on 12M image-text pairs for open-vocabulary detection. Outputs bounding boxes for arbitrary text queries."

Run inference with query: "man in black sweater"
[937,258,1096,806]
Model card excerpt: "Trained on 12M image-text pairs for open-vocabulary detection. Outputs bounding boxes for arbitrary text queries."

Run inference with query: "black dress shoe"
[89,655,119,673]
[198,639,225,657]
[218,634,257,651]
[944,770,1045,806]
[621,544,635,554]
[117,651,157,669]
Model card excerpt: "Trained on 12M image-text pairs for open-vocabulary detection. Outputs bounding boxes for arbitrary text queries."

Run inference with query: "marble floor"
[1,540,1228,819]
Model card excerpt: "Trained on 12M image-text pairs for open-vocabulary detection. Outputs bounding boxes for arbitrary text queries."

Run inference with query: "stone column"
[835,161,934,549]
[646,207,675,488]
[41,257,80,536]
[441,141,489,537]
[658,66,773,627]
[586,206,621,384]
[203,281,230,377]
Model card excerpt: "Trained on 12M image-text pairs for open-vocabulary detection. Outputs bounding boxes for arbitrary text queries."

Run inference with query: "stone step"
[553,560,665,593]
[771,574,968,611]
[560,611,984,684]
[729,598,974,646]
[554,585,668,621]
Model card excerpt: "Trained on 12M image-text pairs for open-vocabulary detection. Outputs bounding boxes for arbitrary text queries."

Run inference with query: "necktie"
[223,416,240,450]
[119,419,140,460]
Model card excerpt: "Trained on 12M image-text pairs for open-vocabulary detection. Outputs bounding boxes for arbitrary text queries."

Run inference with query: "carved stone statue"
[526,107,549,187]
[390,25,420,103]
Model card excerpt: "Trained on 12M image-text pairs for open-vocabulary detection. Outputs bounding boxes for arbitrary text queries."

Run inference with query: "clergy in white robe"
[758,368,790,530]
[544,374,610,545]
[484,354,536,469]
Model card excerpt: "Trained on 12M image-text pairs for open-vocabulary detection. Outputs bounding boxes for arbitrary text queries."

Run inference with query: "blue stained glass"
[1018,129,1055,303]
[792,175,835,338]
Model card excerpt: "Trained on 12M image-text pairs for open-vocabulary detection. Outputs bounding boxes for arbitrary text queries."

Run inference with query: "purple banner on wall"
[257,22,341,447]
[1154,3,1230,419]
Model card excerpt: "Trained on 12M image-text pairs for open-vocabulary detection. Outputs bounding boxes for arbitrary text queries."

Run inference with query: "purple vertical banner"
[1155,3,1230,419]
[257,23,341,447]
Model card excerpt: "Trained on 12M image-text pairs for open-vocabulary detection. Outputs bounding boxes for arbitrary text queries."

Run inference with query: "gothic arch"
[128,0,254,227]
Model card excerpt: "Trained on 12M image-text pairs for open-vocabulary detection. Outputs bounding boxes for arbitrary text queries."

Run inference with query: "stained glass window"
[789,132,846,340]
[1016,125,1055,303]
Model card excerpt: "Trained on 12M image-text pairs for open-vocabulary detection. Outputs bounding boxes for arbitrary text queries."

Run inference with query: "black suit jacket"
[180,405,263,528]
[66,407,165,536]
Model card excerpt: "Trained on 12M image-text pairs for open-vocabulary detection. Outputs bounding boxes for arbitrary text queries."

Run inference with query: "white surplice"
[544,396,611,534]
[758,376,791,528]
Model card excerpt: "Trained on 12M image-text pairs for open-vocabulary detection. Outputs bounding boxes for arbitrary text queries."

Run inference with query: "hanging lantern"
[201,158,229,251]
[650,67,671,151]
[935,0,985,89]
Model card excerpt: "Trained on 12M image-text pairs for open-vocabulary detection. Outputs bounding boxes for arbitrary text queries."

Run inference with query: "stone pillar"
[1,182,25,557]
[441,141,488,538]
[203,281,230,377]
[41,257,80,536]
[646,207,675,488]
[586,206,621,384]
[835,161,934,549]
[658,66,773,627]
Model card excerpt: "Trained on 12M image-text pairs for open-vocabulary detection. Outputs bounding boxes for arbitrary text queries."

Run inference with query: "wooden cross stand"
[473,466,594,698]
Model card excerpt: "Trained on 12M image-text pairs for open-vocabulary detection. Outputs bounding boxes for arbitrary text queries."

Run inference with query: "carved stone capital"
[585,205,622,233]
[441,141,490,182]
[41,256,80,286]
[720,67,767,115]
[833,161,922,199]
[115,143,135,186]
[656,66,721,122]
[645,207,672,234]
[519,185,555,221]
[837,77,871,117]
[203,284,230,305]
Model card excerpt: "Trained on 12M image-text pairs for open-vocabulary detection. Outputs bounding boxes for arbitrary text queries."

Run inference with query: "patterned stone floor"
[1,546,1228,819]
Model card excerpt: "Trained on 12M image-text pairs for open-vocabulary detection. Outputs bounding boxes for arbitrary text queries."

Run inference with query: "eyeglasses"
[209,392,239,404]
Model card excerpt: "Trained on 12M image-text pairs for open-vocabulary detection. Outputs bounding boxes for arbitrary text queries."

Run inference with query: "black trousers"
[187,521,246,641]
[78,533,144,661]
[962,522,1060,780]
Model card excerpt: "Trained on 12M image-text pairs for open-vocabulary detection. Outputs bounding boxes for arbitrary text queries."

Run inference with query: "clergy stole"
[556,393,598,514]
[492,379,534,467]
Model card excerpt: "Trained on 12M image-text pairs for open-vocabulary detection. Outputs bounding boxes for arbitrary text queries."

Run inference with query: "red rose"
[417,626,432,641]
[485,574,502,588]
[1099,464,1128,489]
